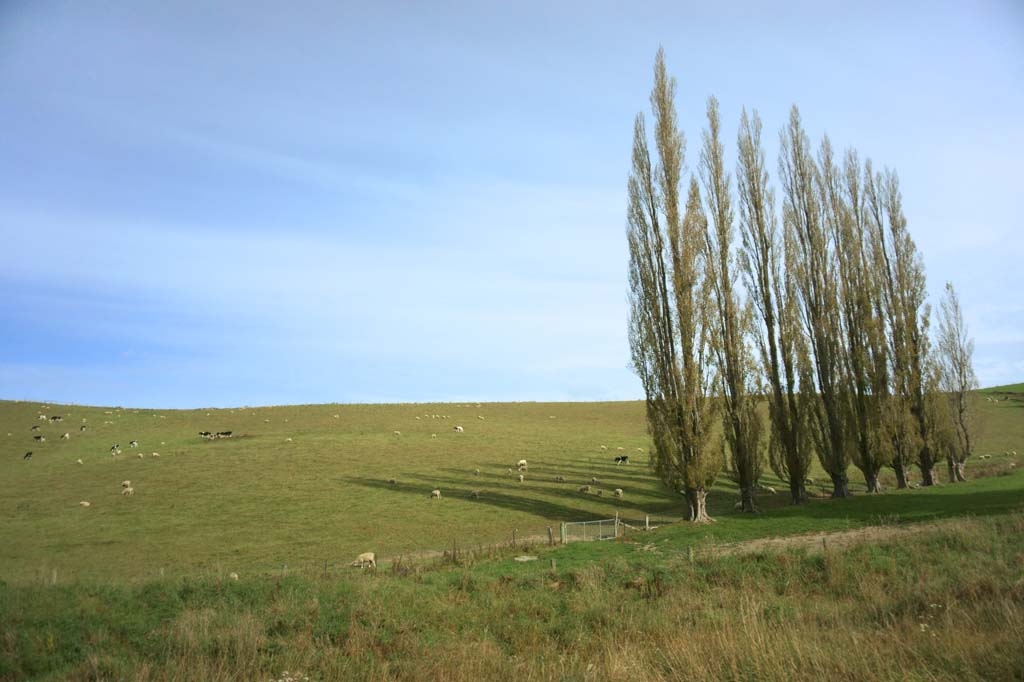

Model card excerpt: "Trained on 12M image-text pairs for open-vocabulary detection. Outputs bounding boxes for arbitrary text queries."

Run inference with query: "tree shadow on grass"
[340,472,687,523]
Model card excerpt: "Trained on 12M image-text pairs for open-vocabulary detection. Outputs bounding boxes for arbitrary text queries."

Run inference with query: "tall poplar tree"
[627,49,719,522]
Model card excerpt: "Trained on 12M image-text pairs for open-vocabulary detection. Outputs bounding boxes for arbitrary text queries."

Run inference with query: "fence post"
[547,527,554,546]
[512,529,517,547]
[560,522,567,545]
[645,514,650,531]
[615,512,620,538]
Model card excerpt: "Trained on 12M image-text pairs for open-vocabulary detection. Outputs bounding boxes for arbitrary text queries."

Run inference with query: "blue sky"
[1,1,1021,408]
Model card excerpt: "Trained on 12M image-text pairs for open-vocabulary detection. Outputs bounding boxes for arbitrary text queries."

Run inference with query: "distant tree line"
[627,49,978,520]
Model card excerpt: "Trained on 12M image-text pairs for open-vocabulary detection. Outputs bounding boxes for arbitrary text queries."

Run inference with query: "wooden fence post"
[547,527,554,546]
[614,512,620,538]
[560,522,567,545]
[645,514,650,531]
[512,529,517,547]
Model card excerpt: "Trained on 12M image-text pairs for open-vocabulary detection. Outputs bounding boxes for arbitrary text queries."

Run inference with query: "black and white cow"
[614,455,630,465]
[23,451,32,460]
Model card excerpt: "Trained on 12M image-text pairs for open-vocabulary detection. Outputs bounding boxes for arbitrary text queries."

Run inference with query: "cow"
[129,440,138,448]
[31,425,40,432]
[33,435,44,442]
[50,416,63,422]
[23,451,32,460]
[615,455,630,465]
[215,431,233,438]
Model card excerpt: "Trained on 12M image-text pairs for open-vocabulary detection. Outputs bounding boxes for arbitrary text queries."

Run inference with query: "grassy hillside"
[1,389,1021,583]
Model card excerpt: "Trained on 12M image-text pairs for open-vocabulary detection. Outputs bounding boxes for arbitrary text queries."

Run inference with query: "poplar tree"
[779,106,852,497]
[627,49,718,522]
[737,108,812,504]
[937,282,978,482]
[700,97,764,512]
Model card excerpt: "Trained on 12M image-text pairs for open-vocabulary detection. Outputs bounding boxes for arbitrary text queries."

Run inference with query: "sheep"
[507,468,514,476]
[122,480,131,488]
[333,414,340,419]
[636,448,644,452]
[734,501,743,510]
[151,452,160,458]
[477,415,485,420]
[50,416,62,422]
[387,478,397,485]
[430,489,442,499]
[122,487,135,496]
[473,468,481,476]
[393,430,402,436]
[453,426,464,433]
[80,426,87,432]
[761,486,777,495]
[79,501,90,507]
[613,488,623,498]
[518,474,525,483]
[76,459,83,465]
[617,447,624,451]
[431,434,437,438]
[591,477,599,485]
[61,433,70,440]
[579,485,592,493]
[597,489,604,496]
[229,572,239,580]
[263,419,270,423]
[556,475,566,482]
[517,459,528,469]
[38,415,48,421]
[137,453,144,459]
[415,416,421,420]
[352,552,376,568]
[600,445,608,450]
[469,490,481,499]
[285,437,293,442]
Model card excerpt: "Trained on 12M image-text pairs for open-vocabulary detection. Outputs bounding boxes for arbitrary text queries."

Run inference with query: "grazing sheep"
[762,486,777,495]
[333,414,340,419]
[636,448,644,452]
[393,431,402,436]
[473,468,480,476]
[122,480,131,488]
[263,419,270,423]
[518,474,525,483]
[453,426,464,433]
[431,434,437,438]
[151,452,160,458]
[600,445,608,450]
[477,415,485,420]
[76,459,83,464]
[613,488,623,498]
[387,479,397,485]
[517,459,528,469]
[352,552,376,568]
[122,487,135,496]
[415,416,420,420]
[137,453,144,459]
[61,432,70,440]
[285,437,293,442]
[38,415,48,421]
[591,477,599,485]
[23,451,32,461]
[734,501,743,510]
[469,490,481,499]
[617,447,624,451]
[556,476,566,482]
[430,489,442,499]
[229,572,239,580]
[597,489,604,496]
[79,501,90,507]
[507,468,514,476]
[579,485,592,493]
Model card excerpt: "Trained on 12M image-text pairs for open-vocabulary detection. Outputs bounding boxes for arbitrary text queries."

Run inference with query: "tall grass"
[3,513,1022,681]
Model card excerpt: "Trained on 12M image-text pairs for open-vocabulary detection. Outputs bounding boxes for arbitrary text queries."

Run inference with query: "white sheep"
[122,487,135,496]
[453,425,464,433]
[430,489,442,499]
[431,434,437,438]
[229,572,239,580]
[613,488,623,498]
[122,480,131,488]
[79,501,91,507]
[517,459,528,470]
[477,415,485,420]
[762,486,777,495]
[151,452,160,458]
[393,430,402,436]
[617,447,624,451]
[600,445,608,450]
[61,432,70,440]
[473,469,481,476]
[518,474,525,483]
[137,453,144,459]
[579,485,591,493]
[591,477,599,485]
[76,459,83,465]
[351,552,376,568]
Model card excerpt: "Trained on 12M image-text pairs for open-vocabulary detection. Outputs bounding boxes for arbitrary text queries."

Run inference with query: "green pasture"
[1,388,1021,583]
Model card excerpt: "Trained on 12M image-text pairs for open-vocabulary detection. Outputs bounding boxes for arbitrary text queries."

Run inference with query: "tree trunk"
[789,478,809,504]
[893,463,910,489]
[954,461,966,482]
[739,485,758,513]
[864,470,882,493]
[947,457,956,484]
[685,487,714,523]
[829,470,850,498]
[919,463,936,487]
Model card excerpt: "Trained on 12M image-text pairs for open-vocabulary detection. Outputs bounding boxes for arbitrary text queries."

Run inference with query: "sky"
[1,1,1022,408]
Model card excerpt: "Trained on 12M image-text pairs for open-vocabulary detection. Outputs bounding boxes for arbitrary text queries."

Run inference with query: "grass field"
[1,389,1023,680]
[1,389,1022,583]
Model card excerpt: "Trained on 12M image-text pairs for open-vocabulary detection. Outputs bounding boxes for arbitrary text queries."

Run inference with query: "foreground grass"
[3,511,1023,681]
